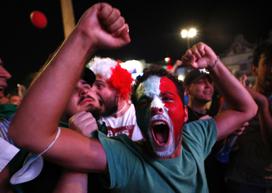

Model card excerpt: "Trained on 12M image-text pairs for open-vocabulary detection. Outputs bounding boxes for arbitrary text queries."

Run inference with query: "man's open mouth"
[151,120,170,146]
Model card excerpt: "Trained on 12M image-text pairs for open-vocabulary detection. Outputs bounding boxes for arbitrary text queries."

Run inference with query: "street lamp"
[180,27,198,49]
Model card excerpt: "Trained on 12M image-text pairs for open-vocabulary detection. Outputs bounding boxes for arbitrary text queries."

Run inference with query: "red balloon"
[30,11,47,29]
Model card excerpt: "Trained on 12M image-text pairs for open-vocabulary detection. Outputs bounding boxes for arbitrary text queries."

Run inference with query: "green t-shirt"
[98,118,217,193]
[0,104,17,120]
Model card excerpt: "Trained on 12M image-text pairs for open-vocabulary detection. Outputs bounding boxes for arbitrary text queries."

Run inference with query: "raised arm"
[248,88,272,141]
[182,42,257,140]
[8,3,130,171]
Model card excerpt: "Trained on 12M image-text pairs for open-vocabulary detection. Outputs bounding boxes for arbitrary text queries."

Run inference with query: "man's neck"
[142,142,182,160]
[188,100,208,114]
[113,99,130,118]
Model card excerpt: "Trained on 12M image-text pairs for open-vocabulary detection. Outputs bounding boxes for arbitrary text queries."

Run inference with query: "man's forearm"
[53,170,88,193]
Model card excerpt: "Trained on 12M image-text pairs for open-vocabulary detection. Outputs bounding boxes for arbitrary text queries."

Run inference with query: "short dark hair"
[253,42,272,67]
[132,66,184,104]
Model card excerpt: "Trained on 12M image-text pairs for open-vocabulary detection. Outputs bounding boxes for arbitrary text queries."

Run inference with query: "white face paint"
[151,96,164,109]
[138,75,161,98]
[136,76,167,111]
[150,95,169,112]
[145,76,169,112]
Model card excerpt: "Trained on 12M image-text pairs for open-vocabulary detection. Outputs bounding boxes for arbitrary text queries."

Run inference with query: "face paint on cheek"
[167,105,185,143]
[160,77,185,143]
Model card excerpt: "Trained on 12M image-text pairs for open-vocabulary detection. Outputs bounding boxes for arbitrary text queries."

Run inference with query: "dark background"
[1,1,272,89]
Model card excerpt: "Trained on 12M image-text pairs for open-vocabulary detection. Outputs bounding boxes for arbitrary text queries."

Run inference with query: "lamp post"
[180,27,198,49]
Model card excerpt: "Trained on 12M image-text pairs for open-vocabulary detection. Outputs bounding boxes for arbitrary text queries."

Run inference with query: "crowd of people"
[0,2,271,193]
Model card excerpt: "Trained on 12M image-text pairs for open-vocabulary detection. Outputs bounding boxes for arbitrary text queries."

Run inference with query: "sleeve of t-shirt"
[182,118,217,159]
[98,131,139,190]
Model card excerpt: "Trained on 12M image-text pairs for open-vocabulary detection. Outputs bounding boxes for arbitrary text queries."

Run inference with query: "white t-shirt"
[99,104,143,141]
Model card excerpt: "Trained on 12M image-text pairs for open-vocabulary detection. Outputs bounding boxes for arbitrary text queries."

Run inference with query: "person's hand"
[169,60,183,74]
[68,111,98,137]
[181,42,218,69]
[234,122,249,135]
[239,74,248,87]
[76,3,130,50]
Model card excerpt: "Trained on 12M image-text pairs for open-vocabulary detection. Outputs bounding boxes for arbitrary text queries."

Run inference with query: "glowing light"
[178,74,185,81]
[180,27,198,39]
[164,57,171,63]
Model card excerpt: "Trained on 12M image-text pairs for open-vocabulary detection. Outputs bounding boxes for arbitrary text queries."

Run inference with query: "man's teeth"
[153,121,165,125]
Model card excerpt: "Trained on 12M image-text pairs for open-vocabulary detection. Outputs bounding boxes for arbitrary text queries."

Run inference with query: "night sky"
[1,1,272,90]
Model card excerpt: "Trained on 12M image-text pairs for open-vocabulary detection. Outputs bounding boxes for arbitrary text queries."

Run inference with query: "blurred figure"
[225,42,272,193]
[9,94,21,106]
[0,58,12,104]
[167,59,183,74]
[0,58,13,193]
[7,84,26,106]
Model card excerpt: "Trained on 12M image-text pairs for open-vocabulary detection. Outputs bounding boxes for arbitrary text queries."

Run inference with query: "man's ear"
[183,106,188,123]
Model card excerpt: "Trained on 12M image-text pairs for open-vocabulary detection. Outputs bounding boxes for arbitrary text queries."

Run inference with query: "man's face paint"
[135,76,185,158]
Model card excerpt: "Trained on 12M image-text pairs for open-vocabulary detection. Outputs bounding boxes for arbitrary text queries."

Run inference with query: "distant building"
[220,34,255,77]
